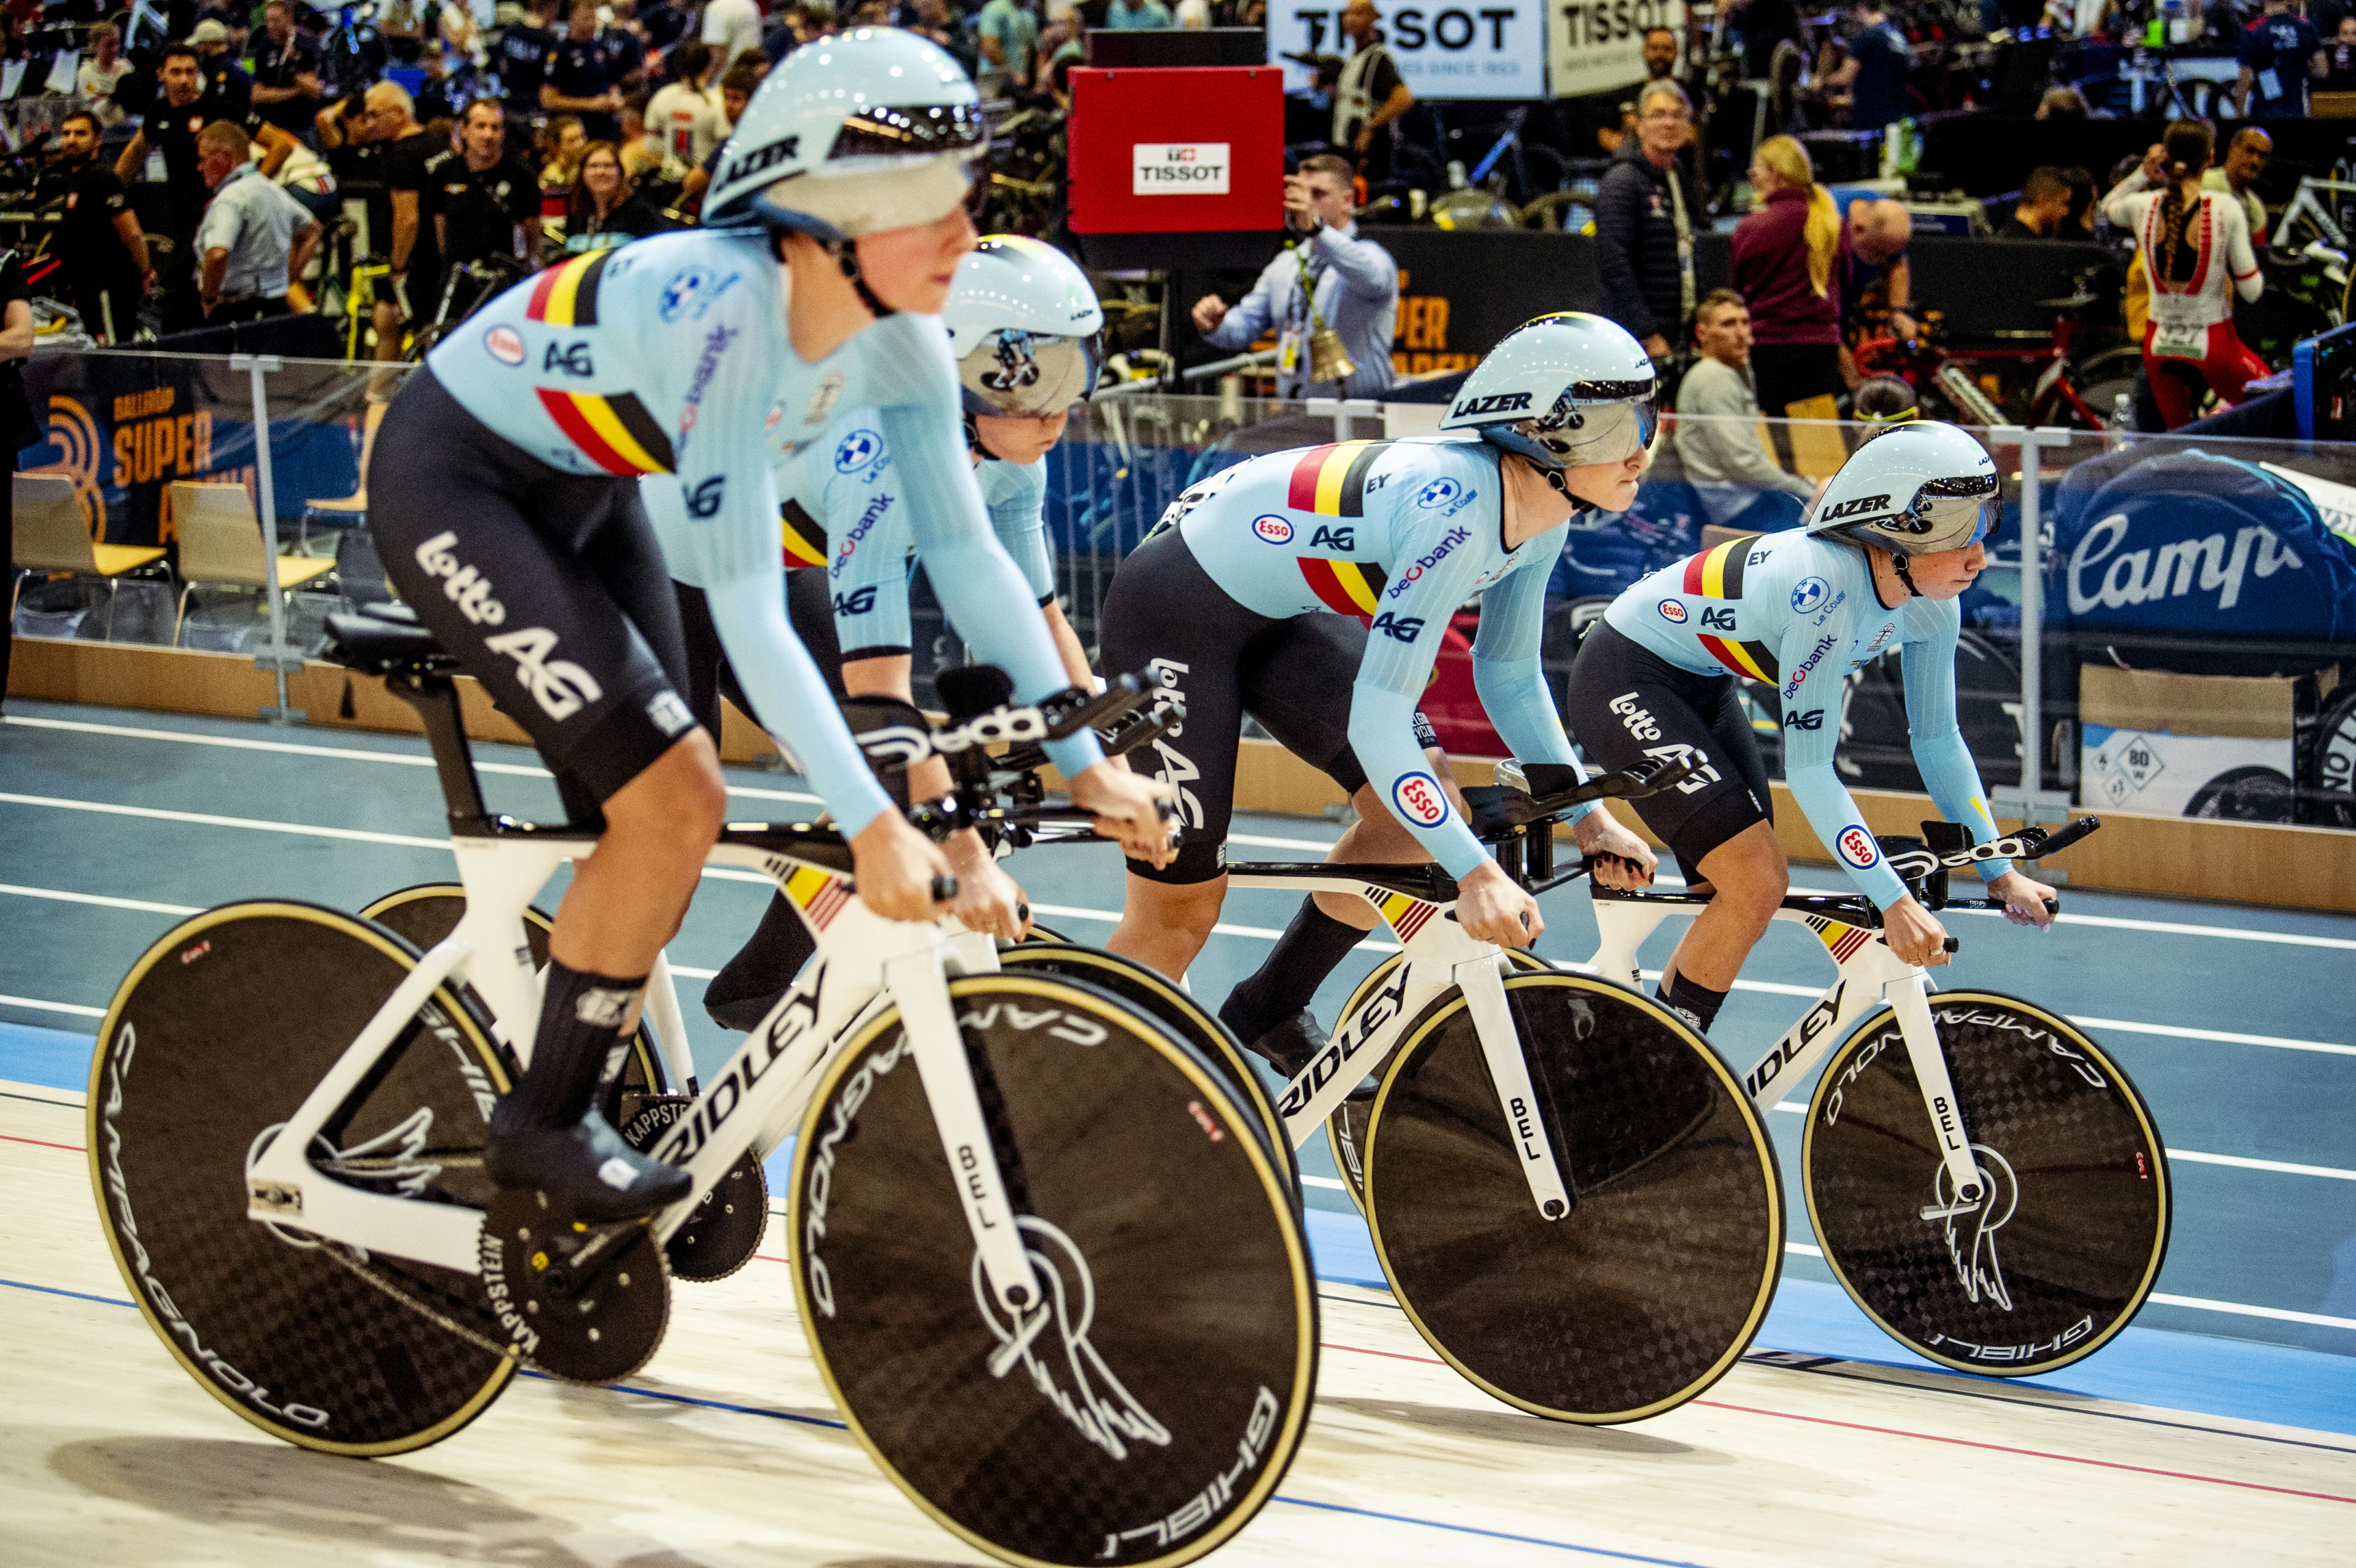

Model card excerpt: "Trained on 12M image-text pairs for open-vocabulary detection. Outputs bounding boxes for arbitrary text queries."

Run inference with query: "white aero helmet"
[1805,419,2000,557]
[944,235,1106,417]
[703,27,984,239]
[1438,312,1658,469]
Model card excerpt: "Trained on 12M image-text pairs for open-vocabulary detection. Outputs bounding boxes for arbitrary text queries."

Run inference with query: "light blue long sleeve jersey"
[450,232,1101,842]
[1603,528,2010,909]
[1168,433,1592,878]
[771,408,1056,659]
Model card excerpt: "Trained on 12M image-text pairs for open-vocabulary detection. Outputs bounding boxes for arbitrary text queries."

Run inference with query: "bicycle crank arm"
[1457,956,1574,1221]
[1884,972,1984,1202]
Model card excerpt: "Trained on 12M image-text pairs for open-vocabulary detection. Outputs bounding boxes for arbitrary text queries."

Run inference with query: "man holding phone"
[1190,153,1397,400]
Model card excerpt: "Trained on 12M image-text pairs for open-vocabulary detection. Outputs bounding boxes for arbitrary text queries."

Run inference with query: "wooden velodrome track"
[3,701,2355,1563]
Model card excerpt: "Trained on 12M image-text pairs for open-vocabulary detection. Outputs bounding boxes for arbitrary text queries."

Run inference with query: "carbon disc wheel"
[996,942,1293,1191]
[1323,947,1552,1214]
[90,902,517,1455]
[791,974,1315,1568]
[1805,991,2171,1376]
[1365,971,1782,1423]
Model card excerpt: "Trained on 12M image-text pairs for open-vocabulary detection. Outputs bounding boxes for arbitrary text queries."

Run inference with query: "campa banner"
[1266,2,1547,102]
[1549,0,1687,101]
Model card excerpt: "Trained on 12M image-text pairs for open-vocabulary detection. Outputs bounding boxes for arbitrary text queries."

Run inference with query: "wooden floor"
[6,1088,2352,1567]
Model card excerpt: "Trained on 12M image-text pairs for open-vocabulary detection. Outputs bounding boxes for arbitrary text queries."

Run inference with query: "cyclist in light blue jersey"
[366,28,1169,1218]
[1563,419,2057,1036]
[1101,313,1660,1077]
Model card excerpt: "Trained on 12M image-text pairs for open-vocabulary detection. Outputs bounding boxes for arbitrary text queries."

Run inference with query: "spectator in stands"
[250,2,324,137]
[1734,0,1802,77]
[2205,126,2271,244]
[373,82,442,363]
[979,0,1041,97]
[541,114,588,186]
[1828,0,1911,134]
[1844,195,1915,339]
[1334,1,1411,182]
[1037,5,1085,89]
[703,0,765,69]
[1676,288,1819,528]
[78,23,134,128]
[1595,80,1703,369]
[190,19,253,123]
[441,0,485,59]
[2236,0,2326,120]
[381,0,425,63]
[907,0,960,50]
[1190,152,1397,401]
[637,0,690,51]
[194,120,320,322]
[498,0,561,104]
[546,1,624,140]
[48,110,151,343]
[644,39,723,171]
[1853,374,1919,423]
[716,63,760,136]
[0,245,28,718]
[601,1,650,90]
[115,44,225,243]
[1107,0,1175,25]
[564,141,668,247]
[1734,133,1849,420]
[2327,14,2356,91]
[1996,166,2076,237]
[2036,85,2092,121]
[428,98,543,280]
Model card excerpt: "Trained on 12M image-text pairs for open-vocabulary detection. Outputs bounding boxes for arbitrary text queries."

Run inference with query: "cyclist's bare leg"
[1307,756,1467,928]
[1658,820,1788,996]
[547,729,730,978]
[1107,872,1228,982]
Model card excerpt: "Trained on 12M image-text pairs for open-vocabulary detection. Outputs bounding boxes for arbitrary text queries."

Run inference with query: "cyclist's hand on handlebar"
[1072,761,1179,869]
[850,811,957,923]
[946,829,1031,942]
[1985,869,2059,931]
[1882,895,1951,969]
[1572,807,1657,890]
[1457,861,1544,948]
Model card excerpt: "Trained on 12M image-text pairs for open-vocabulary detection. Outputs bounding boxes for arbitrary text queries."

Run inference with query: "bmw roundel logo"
[1415,478,1461,509]
[1791,575,1831,615]
[1836,824,1879,869]
[1657,598,1688,623]
[659,267,707,320]
[834,429,882,472]
[1252,513,1295,544]
[482,325,525,366]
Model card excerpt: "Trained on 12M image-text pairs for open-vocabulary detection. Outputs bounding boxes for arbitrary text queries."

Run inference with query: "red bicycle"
[1852,280,2141,431]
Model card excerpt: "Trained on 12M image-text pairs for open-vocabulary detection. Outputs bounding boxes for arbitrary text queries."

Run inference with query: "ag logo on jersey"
[482,325,526,366]
[1790,576,1832,615]
[1414,477,1462,510]
[1392,771,1450,828]
[1836,824,1880,870]
[1252,513,1294,544]
[834,429,883,474]
[1657,598,1688,624]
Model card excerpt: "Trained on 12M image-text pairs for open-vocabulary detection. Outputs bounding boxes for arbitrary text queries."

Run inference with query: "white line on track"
[0,882,201,917]
[1765,1101,2356,1182]
[2149,1294,2356,1332]
[0,994,104,1018]
[0,791,450,848]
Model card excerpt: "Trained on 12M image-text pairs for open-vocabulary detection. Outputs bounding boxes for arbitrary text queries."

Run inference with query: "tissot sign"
[1549,0,1687,99]
[1134,142,1231,194]
[1267,2,1546,102]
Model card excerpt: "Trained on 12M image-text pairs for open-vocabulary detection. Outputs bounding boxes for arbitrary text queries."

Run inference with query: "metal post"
[1991,425,2072,828]
[233,352,302,723]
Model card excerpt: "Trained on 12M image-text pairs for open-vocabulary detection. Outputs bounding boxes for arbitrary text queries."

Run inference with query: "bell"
[1307,325,1356,386]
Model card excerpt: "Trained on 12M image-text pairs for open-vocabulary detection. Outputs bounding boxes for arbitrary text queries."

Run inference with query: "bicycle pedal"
[620,1096,769,1282]
[482,1187,670,1383]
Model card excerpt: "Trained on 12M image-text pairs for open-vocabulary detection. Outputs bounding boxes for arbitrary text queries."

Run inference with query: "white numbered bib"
[2151,320,2208,360]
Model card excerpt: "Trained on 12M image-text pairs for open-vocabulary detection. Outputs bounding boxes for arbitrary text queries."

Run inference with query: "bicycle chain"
[315,1235,522,1366]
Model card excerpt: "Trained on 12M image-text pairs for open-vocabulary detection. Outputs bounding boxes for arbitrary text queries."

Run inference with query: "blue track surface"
[6,698,2354,1426]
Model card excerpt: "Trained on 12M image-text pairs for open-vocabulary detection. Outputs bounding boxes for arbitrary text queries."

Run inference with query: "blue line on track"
[1268,1497,1715,1565]
[1,1276,134,1309]
[521,1369,850,1430]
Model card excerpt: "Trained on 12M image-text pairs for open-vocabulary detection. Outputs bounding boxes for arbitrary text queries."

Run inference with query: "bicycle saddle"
[324,605,459,675]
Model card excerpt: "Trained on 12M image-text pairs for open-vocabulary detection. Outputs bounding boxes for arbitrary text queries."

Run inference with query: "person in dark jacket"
[1731,133,1849,420]
[1592,79,1703,369]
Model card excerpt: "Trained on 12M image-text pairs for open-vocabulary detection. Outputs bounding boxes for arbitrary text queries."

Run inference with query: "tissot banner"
[1549,0,1686,101]
[1266,2,1547,102]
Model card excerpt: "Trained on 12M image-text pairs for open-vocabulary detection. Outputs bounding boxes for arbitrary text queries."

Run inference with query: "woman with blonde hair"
[1732,133,1849,421]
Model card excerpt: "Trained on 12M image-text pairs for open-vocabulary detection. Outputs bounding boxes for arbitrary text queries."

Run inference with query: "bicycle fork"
[1455,956,1575,1221]
[1884,972,1986,1205]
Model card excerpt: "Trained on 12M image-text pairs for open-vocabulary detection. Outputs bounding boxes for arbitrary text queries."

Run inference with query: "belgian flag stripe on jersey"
[1299,557,1387,621]
[1680,534,1761,599]
[525,249,610,326]
[1697,633,1779,683]
[1285,440,1388,517]
[535,387,675,475]
[780,496,829,569]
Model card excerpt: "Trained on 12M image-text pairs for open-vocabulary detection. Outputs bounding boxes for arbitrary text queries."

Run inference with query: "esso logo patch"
[1791,576,1831,615]
[1252,513,1295,545]
[834,429,882,473]
[1392,771,1450,828]
[482,325,526,366]
[1415,478,1461,509]
[1657,598,1688,624]
[1836,824,1879,869]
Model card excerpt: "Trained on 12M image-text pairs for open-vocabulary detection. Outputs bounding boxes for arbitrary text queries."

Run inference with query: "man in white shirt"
[701,0,763,70]
[1673,289,1817,527]
[193,120,320,321]
[643,37,724,170]
[2203,126,2271,245]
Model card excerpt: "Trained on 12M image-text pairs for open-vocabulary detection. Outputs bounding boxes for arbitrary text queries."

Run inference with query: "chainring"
[622,1094,769,1282]
[481,1186,670,1383]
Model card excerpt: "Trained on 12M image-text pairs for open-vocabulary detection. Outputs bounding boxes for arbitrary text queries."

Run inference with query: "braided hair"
[2155,118,2214,288]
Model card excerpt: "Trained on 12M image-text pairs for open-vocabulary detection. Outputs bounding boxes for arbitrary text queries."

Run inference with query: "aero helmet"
[1439,312,1658,475]
[943,235,1106,417]
[703,28,984,239]
[1806,419,2000,559]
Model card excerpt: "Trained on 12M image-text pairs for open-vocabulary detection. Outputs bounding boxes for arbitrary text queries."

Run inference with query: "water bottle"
[2111,392,2134,431]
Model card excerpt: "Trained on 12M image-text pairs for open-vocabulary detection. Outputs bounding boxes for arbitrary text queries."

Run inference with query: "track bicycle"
[90,613,1316,1568]
[1326,804,2173,1380]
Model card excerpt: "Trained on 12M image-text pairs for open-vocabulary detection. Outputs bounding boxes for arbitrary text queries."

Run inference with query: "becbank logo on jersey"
[482,325,525,366]
[831,491,895,578]
[1252,513,1295,544]
[1790,576,1831,614]
[1392,771,1450,827]
[1835,824,1880,870]
[834,428,884,475]
[674,324,737,445]
[1656,598,1688,623]
[1782,634,1837,699]
[1415,477,1462,509]
[1387,524,1471,598]
[2066,510,2304,614]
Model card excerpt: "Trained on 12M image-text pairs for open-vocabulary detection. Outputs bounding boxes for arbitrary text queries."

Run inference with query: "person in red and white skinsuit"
[2102,118,2267,430]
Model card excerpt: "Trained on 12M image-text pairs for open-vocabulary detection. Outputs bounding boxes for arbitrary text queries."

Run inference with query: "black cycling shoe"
[485,1104,693,1223]
[704,986,787,1034]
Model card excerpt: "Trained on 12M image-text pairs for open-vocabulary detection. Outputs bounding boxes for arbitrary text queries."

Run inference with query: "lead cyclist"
[1560,418,2058,1037]
[1101,312,1660,1078]
[366,27,1168,1220]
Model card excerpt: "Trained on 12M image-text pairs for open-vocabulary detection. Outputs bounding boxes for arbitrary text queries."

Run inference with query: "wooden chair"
[304,392,388,537]
[167,481,336,647]
[10,472,167,639]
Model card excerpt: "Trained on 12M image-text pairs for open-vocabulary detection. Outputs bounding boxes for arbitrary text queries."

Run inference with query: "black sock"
[1658,970,1729,1035]
[1218,899,1369,1045]
[501,959,647,1129]
[706,891,818,1015]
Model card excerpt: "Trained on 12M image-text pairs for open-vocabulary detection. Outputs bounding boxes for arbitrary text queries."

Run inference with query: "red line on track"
[1,1133,83,1154]
[1319,1340,2356,1505]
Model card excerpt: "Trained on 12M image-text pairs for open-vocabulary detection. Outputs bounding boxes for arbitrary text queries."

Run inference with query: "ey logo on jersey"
[834,429,884,475]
